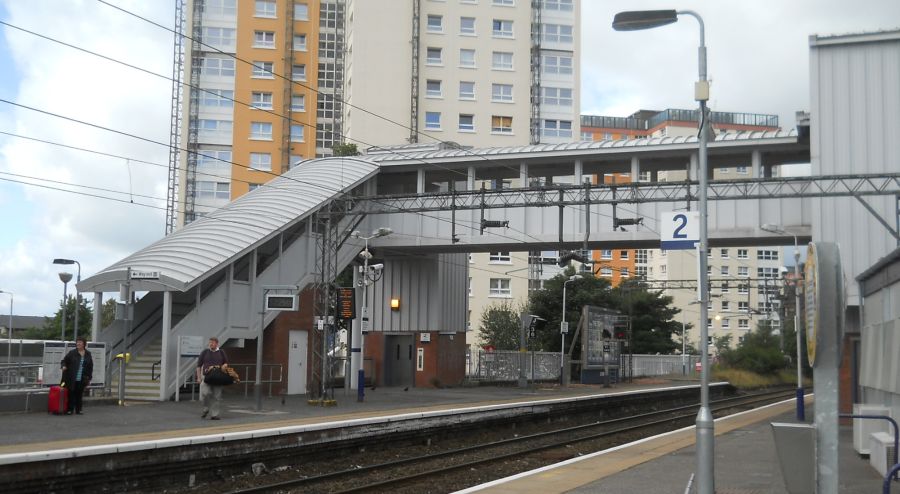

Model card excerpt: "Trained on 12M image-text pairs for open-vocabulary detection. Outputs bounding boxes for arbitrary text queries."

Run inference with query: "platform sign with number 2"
[660,211,699,250]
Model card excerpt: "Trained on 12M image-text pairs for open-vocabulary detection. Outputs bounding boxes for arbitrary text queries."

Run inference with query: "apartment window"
[489,278,511,297]
[542,24,573,44]
[720,266,730,277]
[721,301,730,311]
[459,48,476,68]
[253,31,275,48]
[294,3,309,20]
[542,54,573,74]
[600,267,612,277]
[491,83,513,102]
[738,301,749,313]
[459,81,475,100]
[721,282,730,293]
[635,266,647,278]
[290,124,304,142]
[255,0,276,17]
[738,266,749,277]
[738,284,749,295]
[200,89,234,108]
[707,319,713,329]
[739,319,749,329]
[720,249,729,259]
[542,119,572,138]
[543,0,573,11]
[196,119,232,139]
[459,114,475,131]
[660,265,667,274]
[757,249,779,260]
[200,56,235,77]
[601,249,612,260]
[197,181,230,200]
[196,149,231,172]
[426,79,442,98]
[620,267,629,278]
[758,267,779,278]
[460,16,476,35]
[248,183,262,192]
[426,47,443,64]
[427,14,443,33]
[491,115,512,134]
[492,19,513,38]
[492,51,513,70]
[289,155,302,169]
[736,166,749,174]
[293,34,307,51]
[250,121,273,140]
[202,27,236,50]
[205,0,237,16]
[620,250,629,260]
[249,152,272,171]
[425,111,441,130]
[737,249,749,259]
[251,61,274,78]
[492,0,514,5]
[721,319,730,329]
[291,94,305,112]
[541,87,572,106]
[250,91,273,110]
[489,252,511,263]
[292,64,306,81]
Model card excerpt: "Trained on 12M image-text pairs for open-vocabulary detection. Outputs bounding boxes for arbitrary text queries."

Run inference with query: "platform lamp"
[614,9,713,494]
[0,290,11,363]
[53,259,81,343]
[560,275,581,386]
[761,224,804,421]
[58,272,73,343]
[351,227,392,402]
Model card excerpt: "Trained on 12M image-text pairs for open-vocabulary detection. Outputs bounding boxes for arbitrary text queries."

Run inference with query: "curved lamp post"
[53,259,81,343]
[561,274,582,386]
[58,272,73,342]
[614,9,713,494]
[761,224,804,421]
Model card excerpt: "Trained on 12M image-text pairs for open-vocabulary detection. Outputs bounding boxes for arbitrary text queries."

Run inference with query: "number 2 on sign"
[672,214,688,239]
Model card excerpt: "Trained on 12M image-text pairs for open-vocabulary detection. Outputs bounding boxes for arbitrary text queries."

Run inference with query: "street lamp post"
[351,227,392,402]
[58,272,73,342]
[614,9,714,493]
[561,275,582,386]
[761,224,805,421]
[53,259,81,343]
[0,290,11,363]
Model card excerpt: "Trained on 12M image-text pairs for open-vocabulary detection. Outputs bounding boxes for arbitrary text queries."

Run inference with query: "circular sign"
[804,243,818,366]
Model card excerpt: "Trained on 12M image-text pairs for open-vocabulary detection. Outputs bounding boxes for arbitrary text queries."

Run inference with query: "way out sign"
[660,211,699,250]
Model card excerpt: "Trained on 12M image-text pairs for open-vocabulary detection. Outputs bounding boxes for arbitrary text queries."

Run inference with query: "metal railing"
[840,413,899,482]
[0,362,43,389]
[227,363,283,398]
[467,350,560,382]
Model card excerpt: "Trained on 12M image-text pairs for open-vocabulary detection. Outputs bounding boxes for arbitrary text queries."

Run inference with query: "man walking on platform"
[196,337,228,420]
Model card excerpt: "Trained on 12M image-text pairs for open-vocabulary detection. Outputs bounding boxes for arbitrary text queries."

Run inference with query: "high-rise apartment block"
[174,0,580,227]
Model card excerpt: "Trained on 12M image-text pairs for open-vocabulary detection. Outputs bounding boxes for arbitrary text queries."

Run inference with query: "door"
[288,330,308,394]
[384,335,414,387]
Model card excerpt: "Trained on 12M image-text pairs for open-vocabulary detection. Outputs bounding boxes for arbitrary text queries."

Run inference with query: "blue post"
[841,414,899,481]
[884,463,900,494]
[357,368,364,402]
[796,387,805,421]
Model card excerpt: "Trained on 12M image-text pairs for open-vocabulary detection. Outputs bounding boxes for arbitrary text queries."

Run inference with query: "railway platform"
[461,399,888,494]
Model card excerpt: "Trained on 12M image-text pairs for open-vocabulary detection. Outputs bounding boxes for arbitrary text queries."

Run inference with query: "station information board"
[42,341,107,387]
[336,287,356,320]
[582,306,620,368]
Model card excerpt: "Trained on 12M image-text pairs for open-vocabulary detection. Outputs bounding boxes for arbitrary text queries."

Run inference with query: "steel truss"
[335,173,900,215]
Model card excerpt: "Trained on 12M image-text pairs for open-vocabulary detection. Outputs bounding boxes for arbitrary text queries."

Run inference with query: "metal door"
[384,335,414,387]
[287,330,308,394]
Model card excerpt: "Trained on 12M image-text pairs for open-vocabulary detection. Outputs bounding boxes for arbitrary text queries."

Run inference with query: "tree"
[24,295,94,341]
[613,280,681,354]
[332,143,360,156]
[101,298,118,329]
[718,321,787,375]
[478,300,522,350]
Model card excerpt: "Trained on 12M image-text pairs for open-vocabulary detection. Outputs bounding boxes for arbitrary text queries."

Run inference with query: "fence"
[0,362,44,389]
[631,354,701,377]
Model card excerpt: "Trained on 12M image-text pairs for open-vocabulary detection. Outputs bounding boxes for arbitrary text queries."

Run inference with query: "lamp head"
[53,258,75,265]
[613,10,678,31]
[569,275,582,281]
[760,223,785,234]
[350,230,360,239]
[369,263,384,271]
[58,272,73,284]
[374,227,393,238]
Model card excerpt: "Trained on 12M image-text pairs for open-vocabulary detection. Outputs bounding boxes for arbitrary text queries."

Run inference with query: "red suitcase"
[48,385,68,415]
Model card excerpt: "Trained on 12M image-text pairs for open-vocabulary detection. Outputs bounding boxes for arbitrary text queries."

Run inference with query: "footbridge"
[78,130,900,401]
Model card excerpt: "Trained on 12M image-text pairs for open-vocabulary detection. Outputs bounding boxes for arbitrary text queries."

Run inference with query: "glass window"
[459,48,476,68]
[196,149,232,171]
[491,83,513,102]
[291,94,305,112]
[738,301,749,312]
[459,81,475,100]
[492,19,513,38]
[491,51,513,70]
[489,278,511,297]
[736,166,749,174]
[197,181,231,200]
[600,267,612,277]
[601,249,612,260]
[619,250,629,260]
[427,14,443,33]
[205,0,237,16]
[425,111,441,130]
[620,267,629,278]
[757,249,779,260]
[426,47,443,64]
[491,115,512,134]
[721,282,730,293]
[249,152,272,171]
[721,301,730,311]
[492,0,514,5]
[253,31,275,48]
[292,64,306,81]
[720,266,729,276]
[250,121,273,140]
[543,0,573,11]
[541,87,572,106]
[255,0,276,17]
[739,319,749,329]
[248,183,262,192]
[426,79,442,98]
[738,284,749,294]
[542,119,572,138]
[290,124,304,142]
[200,56,236,77]
[294,3,309,20]
[459,114,474,131]
[542,54,573,74]
[200,89,234,108]
[202,27,236,50]
[542,23,573,43]
[489,252,511,262]
[737,249,749,259]
[720,249,729,259]
[460,17,476,35]
[196,119,233,139]
[250,91,273,110]
[251,61,274,78]
[293,34,307,51]
[722,319,730,329]
[738,266,749,277]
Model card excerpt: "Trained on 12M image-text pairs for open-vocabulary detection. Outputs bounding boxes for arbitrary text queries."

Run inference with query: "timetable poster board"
[582,306,619,369]
[42,341,107,386]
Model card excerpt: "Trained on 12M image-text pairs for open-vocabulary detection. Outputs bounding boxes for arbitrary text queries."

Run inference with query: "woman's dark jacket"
[61,349,94,386]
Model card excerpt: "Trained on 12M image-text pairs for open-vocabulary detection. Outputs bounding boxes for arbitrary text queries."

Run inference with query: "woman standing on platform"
[61,337,93,415]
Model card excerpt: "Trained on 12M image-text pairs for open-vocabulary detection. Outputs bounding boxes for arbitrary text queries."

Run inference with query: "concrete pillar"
[690,152,699,181]
[752,150,762,178]
[574,159,583,185]
[416,168,425,193]
[91,292,102,342]
[631,157,640,181]
[160,290,172,401]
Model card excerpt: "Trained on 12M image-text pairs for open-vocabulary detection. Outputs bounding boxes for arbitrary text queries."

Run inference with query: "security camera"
[369,263,384,271]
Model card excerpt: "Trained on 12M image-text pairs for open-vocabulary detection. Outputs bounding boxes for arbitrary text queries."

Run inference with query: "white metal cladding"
[79,157,380,293]
[810,30,900,305]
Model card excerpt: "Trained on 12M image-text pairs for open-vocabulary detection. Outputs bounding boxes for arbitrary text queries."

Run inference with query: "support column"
[350,268,361,390]
[574,159,583,185]
[161,290,172,402]
[630,156,640,181]
[751,150,762,178]
[91,292,102,342]
[689,152,699,181]
[416,168,425,193]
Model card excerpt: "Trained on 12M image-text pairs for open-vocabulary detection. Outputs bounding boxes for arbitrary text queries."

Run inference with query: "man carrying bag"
[196,337,228,420]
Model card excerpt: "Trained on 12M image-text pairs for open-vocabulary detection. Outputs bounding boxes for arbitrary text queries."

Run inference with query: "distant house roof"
[0,315,47,330]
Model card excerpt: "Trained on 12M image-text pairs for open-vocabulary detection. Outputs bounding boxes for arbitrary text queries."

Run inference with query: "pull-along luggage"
[48,385,68,415]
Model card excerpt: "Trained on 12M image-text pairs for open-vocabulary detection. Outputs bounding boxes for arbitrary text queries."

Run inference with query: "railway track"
[225,389,793,494]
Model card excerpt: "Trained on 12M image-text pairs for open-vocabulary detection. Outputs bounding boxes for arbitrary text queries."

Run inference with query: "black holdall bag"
[204,366,235,386]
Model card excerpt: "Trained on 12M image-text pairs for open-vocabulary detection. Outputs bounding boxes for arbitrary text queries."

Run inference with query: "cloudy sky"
[1,0,898,317]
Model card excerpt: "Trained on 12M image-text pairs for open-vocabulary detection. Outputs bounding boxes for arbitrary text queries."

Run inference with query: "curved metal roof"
[367,129,799,163]
[79,157,379,293]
